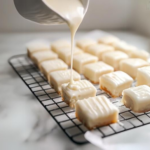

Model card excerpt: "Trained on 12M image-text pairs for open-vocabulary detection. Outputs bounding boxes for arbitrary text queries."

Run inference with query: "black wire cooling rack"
[8,54,150,144]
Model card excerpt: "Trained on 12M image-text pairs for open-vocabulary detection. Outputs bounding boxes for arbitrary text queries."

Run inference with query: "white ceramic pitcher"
[13,0,89,25]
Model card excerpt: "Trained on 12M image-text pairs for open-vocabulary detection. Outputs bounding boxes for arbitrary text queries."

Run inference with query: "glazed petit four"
[27,40,50,59]
[31,51,58,69]
[122,85,150,113]
[102,51,128,70]
[76,39,97,51]
[137,66,150,86]
[73,53,98,74]
[98,36,120,46]
[120,58,149,79]
[50,70,80,94]
[61,80,97,108]
[114,41,136,55]
[86,44,114,60]
[57,47,83,65]
[129,49,149,61]
[40,59,68,80]
[51,40,70,53]
[100,71,133,97]
[76,95,119,130]
[84,61,114,84]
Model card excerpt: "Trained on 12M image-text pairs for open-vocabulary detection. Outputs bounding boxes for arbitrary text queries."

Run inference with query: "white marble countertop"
[0,30,150,150]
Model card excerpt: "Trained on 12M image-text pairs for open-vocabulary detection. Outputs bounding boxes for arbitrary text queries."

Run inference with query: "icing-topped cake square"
[61,80,97,108]
[40,59,68,80]
[98,36,120,46]
[84,61,114,84]
[100,71,133,97]
[27,40,50,59]
[50,69,80,94]
[86,44,114,60]
[76,96,119,130]
[122,85,150,113]
[76,38,97,51]
[51,40,70,53]
[120,58,149,79]
[73,53,98,74]
[57,47,83,65]
[102,51,128,70]
[31,51,58,69]
[137,66,150,86]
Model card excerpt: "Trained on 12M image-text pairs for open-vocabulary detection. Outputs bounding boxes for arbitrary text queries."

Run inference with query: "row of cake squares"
[26,38,150,104]
[49,38,150,80]
[26,39,119,130]
[49,38,150,86]
[27,38,150,80]
[26,38,150,130]
[76,36,149,61]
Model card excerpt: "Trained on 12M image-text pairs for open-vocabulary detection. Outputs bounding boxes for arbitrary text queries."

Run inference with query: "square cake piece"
[31,51,58,69]
[114,41,136,55]
[102,51,128,70]
[86,44,114,60]
[76,39,97,51]
[73,53,98,74]
[40,59,68,80]
[120,58,149,79]
[98,36,120,46]
[122,85,150,113]
[26,40,50,59]
[84,61,114,84]
[61,80,97,108]
[100,71,133,97]
[51,40,70,53]
[76,95,119,130]
[128,49,149,61]
[57,47,83,66]
[137,66,150,86]
[50,70,81,94]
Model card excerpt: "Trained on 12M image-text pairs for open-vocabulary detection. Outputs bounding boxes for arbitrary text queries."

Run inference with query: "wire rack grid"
[8,54,150,145]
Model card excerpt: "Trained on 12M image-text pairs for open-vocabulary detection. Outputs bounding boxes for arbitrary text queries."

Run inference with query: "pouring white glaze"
[43,0,87,89]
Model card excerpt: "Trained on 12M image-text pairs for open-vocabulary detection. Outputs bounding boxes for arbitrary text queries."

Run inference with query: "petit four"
[76,96,119,130]
[84,61,114,84]
[61,80,97,108]
[122,85,150,113]
[73,53,98,74]
[100,71,133,97]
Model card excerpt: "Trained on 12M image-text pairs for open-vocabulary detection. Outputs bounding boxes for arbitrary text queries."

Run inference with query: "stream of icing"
[43,0,86,89]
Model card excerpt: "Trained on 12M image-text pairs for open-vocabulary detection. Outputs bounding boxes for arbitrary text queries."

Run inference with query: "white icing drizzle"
[43,0,86,87]
[102,71,133,86]
[78,96,119,118]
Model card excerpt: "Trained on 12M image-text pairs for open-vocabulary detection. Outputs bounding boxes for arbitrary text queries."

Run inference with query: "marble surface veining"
[0,31,150,150]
